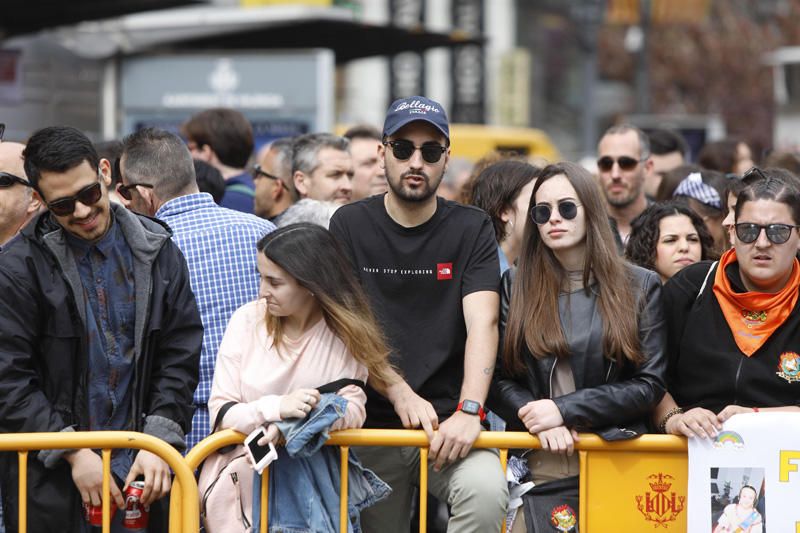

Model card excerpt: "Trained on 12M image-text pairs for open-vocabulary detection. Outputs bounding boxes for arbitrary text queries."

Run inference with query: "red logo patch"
[437,263,453,280]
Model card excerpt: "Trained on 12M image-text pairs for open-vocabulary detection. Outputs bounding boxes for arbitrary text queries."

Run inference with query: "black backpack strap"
[212,401,237,434]
[206,401,239,456]
[317,379,366,394]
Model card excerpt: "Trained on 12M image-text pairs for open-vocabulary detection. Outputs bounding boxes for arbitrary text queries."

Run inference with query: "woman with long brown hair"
[492,162,667,532]
[206,223,394,531]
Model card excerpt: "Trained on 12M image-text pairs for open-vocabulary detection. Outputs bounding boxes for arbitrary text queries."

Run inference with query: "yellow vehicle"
[337,123,560,164]
[447,124,560,163]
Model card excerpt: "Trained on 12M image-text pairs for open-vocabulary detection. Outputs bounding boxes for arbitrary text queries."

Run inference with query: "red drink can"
[83,501,116,526]
[122,481,149,530]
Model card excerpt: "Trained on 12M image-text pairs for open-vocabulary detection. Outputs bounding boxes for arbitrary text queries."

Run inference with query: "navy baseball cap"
[382,96,449,141]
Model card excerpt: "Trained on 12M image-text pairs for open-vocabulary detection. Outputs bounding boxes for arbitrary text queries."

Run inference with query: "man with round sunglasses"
[0,141,41,249]
[596,124,653,245]
[330,96,507,533]
[0,126,202,532]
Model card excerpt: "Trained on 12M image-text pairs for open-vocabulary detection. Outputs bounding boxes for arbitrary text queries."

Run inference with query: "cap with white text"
[382,96,449,142]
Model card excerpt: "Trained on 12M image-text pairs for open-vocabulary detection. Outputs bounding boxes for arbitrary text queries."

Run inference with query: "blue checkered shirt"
[156,193,275,450]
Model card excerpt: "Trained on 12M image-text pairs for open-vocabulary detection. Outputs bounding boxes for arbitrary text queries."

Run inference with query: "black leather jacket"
[489,264,667,439]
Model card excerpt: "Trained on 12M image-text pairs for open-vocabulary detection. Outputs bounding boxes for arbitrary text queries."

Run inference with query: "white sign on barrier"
[688,412,800,533]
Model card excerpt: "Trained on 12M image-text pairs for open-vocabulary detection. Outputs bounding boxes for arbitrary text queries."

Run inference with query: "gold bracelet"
[658,407,684,434]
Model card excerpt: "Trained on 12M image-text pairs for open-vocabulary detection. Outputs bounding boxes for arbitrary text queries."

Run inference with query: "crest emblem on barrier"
[635,473,685,528]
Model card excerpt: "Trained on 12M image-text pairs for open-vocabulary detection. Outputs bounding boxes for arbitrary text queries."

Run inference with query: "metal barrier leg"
[260,465,268,533]
[499,448,508,533]
[17,452,27,533]
[339,446,349,533]
[102,449,111,533]
[169,480,183,533]
[418,448,428,533]
[578,450,588,529]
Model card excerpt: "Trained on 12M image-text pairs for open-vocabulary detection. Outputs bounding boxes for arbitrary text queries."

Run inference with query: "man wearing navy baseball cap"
[330,97,507,533]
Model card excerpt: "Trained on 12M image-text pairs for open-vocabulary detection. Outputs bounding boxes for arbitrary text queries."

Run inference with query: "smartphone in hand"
[244,427,278,474]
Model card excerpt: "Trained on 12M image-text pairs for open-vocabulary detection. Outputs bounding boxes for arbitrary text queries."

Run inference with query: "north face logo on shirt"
[437,263,453,280]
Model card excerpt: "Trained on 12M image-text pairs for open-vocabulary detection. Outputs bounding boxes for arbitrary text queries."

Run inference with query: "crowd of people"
[0,94,797,533]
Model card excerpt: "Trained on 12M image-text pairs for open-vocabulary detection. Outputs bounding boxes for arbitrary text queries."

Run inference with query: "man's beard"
[387,169,443,203]
[604,182,642,208]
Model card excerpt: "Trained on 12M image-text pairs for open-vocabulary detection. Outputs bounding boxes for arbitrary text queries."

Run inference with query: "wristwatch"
[457,400,486,421]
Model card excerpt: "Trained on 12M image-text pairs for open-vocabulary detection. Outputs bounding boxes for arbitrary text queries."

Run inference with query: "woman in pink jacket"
[207,222,394,529]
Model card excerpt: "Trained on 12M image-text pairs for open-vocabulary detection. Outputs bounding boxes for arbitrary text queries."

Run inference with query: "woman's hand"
[279,388,320,419]
[665,407,721,439]
[717,404,756,423]
[518,399,564,434]
[256,424,282,447]
[537,426,580,456]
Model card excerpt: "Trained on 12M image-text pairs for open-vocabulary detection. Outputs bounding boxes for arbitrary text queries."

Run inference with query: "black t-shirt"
[329,195,500,428]
[663,260,800,412]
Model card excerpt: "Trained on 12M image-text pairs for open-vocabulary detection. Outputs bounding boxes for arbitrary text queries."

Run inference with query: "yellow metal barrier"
[0,431,199,533]
[178,429,688,533]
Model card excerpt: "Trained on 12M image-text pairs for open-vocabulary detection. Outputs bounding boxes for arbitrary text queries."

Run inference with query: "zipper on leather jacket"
[548,358,557,398]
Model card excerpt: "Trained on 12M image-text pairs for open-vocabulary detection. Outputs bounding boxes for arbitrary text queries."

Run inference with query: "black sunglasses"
[531,200,581,225]
[0,172,32,189]
[252,164,282,181]
[597,155,643,172]
[383,140,447,164]
[47,181,103,216]
[735,222,799,245]
[117,182,154,201]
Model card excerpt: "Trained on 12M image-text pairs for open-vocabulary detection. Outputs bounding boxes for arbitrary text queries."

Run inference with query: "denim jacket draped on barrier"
[251,393,391,533]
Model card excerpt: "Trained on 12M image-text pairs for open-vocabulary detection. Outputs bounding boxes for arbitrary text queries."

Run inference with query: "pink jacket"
[209,300,368,434]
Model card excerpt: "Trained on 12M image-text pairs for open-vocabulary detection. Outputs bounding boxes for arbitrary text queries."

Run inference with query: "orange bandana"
[712,249,800,356]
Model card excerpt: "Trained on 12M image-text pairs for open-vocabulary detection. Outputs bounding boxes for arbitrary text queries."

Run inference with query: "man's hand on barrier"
[65,449,125,509]
[537,426,580,456]
[387,380,439,441]
[518,399,564,434]
[124,450,171,506]
[665,407,721,439]
[429,411,481,472]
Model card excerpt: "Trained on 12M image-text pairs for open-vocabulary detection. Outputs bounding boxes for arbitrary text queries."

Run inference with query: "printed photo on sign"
[710,467,765,533]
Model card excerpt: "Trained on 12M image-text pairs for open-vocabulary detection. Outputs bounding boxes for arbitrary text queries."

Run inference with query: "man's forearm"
[459,319,498,404]
[368,366,407,402]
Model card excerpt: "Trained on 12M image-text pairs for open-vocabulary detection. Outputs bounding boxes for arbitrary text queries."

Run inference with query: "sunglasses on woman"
[0,172,33,189]
[531,200,581,225]
[735,222,800,245]
[596,156,643,172]
[46,181,103,216]
[382,140,447,164]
